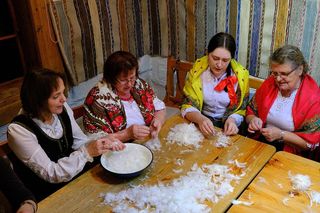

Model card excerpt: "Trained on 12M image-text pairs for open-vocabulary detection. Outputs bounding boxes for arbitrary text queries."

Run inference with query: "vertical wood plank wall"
[28,0,64,72]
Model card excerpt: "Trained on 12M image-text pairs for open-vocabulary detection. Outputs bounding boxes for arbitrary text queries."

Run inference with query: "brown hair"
[103,51,139,85]
[20,68,66,118]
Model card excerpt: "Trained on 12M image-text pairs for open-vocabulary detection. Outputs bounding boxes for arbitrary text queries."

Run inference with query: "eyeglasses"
[270,65,299,78]
[116,76,136,85]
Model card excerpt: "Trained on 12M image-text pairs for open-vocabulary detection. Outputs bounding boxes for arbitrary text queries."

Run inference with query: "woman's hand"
[261,126,282,142]
[224,117,238,135]
[248,116,263,133]
[197,115,216,136]
[129,124,151,140]
[150,118,163,138]
[86,137,125,157]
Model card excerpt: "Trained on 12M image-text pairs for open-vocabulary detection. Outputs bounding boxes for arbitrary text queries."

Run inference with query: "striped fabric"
[49,0,320,85]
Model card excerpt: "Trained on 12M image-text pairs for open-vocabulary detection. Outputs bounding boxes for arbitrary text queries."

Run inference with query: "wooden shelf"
[0,33,16,41]
[0,0,26,84]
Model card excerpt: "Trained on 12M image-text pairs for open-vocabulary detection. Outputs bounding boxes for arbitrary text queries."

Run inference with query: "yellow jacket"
[181,55,249,121]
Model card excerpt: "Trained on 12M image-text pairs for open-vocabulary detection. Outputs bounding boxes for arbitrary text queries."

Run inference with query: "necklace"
[119,94,133,102]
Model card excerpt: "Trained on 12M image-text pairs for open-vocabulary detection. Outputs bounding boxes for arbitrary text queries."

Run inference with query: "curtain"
[50,0,320,85]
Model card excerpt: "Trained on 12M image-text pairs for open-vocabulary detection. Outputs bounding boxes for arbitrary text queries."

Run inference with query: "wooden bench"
[163,56,264,108]
[249,75,264,89]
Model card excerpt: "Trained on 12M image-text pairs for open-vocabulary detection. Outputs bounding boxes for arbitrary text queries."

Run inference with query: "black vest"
[9,108,74,201]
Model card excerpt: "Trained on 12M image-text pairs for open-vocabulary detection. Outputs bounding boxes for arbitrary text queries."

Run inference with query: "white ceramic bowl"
[100,143,153,178]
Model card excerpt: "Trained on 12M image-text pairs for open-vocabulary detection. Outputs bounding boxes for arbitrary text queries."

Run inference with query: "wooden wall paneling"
[11,0,40,70]
[28,0,64,72]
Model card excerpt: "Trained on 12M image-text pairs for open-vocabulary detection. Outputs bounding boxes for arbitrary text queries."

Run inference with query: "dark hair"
[270,45,309,75]
[103,51,139,85]
[20,68,66,118]
[207,32,236,76]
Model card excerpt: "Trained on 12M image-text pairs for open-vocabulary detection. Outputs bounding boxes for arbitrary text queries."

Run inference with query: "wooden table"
[38,115,275,213]
[228,151,320,212]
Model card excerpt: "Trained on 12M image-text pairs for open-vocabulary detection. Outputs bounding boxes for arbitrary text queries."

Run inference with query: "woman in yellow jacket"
[181,32,249,136]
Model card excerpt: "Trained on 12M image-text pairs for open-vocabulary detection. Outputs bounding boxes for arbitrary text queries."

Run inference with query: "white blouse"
[266,89,317,149]
[122,97,165,128]
[266,90,297,131]
[7,103,93,183]
[182,69,243,126]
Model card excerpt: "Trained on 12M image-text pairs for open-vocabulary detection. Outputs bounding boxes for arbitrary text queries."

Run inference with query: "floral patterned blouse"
[83,78,161,134]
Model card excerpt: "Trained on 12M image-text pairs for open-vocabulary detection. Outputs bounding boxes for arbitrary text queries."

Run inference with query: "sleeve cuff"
[228,113,244,127]
[80,146,94,163]
[181,106,200,118]
[153,97,166,111]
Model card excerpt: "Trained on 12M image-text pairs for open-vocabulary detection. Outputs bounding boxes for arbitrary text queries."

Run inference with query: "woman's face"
[208,47,231,78]
[47,77,67,115]
[114,69,137,96]
[269,62,303,95]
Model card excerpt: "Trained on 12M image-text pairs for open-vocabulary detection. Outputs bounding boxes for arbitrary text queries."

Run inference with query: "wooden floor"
[0,78,22,126]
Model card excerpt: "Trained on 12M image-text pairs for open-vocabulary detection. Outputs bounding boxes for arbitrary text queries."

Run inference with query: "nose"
[61,94,67,103]
[216,60,222,67]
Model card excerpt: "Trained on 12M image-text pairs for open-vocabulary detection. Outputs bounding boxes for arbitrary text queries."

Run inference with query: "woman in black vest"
[7,69,125,201]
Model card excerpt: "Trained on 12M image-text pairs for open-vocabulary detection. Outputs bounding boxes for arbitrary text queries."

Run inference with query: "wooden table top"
[228,151,320,213]
[38,115,275,213]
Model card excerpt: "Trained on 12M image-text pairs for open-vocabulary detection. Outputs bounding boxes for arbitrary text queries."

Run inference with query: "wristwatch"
[279,130,285,142]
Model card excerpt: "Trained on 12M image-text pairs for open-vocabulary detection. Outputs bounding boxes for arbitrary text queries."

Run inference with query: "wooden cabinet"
[0,0,26,83]
[0,0,64,126]
[0,0,64,84]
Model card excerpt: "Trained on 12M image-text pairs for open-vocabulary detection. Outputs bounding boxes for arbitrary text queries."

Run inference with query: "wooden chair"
[164,56,193,108]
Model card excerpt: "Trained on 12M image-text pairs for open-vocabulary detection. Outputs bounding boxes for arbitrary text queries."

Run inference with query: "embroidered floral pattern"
[84,79,155,134]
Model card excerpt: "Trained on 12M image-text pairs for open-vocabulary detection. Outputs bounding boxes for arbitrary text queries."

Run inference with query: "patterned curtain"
[50,0,320,85]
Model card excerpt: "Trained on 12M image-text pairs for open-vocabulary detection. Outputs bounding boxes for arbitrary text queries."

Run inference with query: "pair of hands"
[198,116,239,136]
[129,118,162,140]
[248,116,282,142]
[86,135,125,157]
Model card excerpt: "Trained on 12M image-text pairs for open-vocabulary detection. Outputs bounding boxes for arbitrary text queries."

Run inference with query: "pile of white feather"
[166,123,204,148]
[102,163,245,212]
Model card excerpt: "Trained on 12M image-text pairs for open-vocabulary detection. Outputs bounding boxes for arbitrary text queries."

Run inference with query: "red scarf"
[247,75,320,155]
[214,75,238,106]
